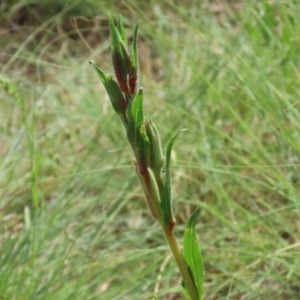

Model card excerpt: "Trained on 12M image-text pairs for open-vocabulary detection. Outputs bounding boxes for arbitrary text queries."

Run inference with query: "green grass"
[1,1,300,299]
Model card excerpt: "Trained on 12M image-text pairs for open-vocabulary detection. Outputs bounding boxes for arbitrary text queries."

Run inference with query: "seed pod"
[135,166,162,222]
[145,119,163,174]
[146,167,162,222]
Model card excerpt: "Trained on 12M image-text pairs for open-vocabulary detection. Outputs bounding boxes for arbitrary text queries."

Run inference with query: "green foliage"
[160,131,182,227]
[184,207,204,300]
[89,62,127,114]
[131,23,139,69]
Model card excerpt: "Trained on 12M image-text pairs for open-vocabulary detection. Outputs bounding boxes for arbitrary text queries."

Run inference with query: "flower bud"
[145,119,164,191]
[109,16,133,94]
[145,119,163,173]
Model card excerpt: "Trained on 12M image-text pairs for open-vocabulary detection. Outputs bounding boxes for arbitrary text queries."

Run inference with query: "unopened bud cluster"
[90,17,203,300]
[90,15,174,226]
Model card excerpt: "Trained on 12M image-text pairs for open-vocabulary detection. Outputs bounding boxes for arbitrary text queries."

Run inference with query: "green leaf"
[117,14,127,46]
[183,206,204,300]
[106,77,127,111]
[89,61,127,115]
[181,282,191,300]
[153,295,160,300]
[127,88,149,168]
[109,15,131,93]
[128,22,139,94]
[89,60,108,86]
[108,15,123,60]
[131,22,139,71]
[128,88,143,129]
[160,130,183,226]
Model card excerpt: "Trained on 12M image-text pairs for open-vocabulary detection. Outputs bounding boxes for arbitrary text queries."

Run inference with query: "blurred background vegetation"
[1,0,300,299]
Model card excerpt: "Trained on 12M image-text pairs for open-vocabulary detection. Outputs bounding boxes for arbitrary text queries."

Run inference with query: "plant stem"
[163,226,198,300]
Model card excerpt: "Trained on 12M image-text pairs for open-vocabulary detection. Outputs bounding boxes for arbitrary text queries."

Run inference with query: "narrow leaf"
[183,206,204,300]
[106,77,127,112]
[127,88,149,169]
[181,283,191,300]
[108,15,122,58]
[160,130,183,226]
[89,60,108,86]
[153,295,160,300]
[89,61,127,115]
[128,22,139,94]
[117,14,127,46]
[131,22,139,70]
[128,88,143,128]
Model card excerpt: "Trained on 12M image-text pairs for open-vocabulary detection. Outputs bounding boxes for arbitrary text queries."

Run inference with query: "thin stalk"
[90,17,203,299]
[163,226,198,300]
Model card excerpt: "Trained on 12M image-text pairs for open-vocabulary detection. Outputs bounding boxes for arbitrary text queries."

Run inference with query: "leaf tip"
[180,128,189,133]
